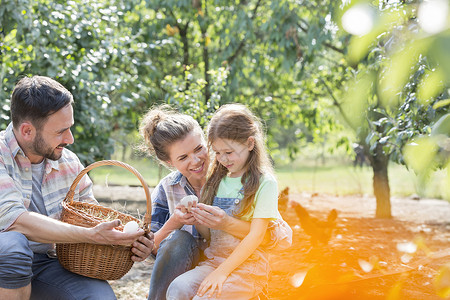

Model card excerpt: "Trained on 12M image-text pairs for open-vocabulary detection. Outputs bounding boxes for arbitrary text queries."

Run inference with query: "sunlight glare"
[418,0,449,34]
[342,4,375,36]
[401,253,413,263]
[396,241,417,253]
[435,263,450,298]
[358,259,374,273]
[290,271,308,288]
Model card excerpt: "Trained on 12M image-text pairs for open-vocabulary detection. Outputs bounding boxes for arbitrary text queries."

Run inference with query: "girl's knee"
[166,276,184,300]
[166,274,196,300]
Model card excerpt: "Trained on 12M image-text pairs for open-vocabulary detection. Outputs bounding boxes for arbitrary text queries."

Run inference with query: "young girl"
[166,104,281,299]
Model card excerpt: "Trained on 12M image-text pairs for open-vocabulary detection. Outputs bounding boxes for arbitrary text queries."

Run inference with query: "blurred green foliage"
[1,0,448,209]
[1,0,349,165]
[336,0,449,206]
[0,0,156,163]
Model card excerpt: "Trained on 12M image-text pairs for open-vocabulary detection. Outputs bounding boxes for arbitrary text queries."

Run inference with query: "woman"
[139,105,292,300]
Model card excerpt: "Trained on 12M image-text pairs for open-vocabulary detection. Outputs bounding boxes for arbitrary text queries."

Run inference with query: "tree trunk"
[179,23,189,67]
[200,23,210,104]
[179,23,190,90]
[369,144,392,218]
[202,33,210,104]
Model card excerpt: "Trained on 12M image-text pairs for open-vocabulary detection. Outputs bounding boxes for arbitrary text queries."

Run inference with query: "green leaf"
[341,71,376,129]
[417,68,445,104]
[403,136,438,174]
[379,39,432,107]
[433,99,450,110]
[429,35,450,82]
[431,113,450,136]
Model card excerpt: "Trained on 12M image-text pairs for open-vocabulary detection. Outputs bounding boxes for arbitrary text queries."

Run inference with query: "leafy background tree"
[1,0,448,218]
[335,0,450,217]
[1,0,155,162]
[2,0,343,160]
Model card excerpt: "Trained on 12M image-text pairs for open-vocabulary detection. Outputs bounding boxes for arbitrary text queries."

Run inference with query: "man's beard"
[32,131,67,161]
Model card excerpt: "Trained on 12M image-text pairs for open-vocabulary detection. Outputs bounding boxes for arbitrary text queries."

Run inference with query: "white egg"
[179,195,198,212]
[123,220,139,233]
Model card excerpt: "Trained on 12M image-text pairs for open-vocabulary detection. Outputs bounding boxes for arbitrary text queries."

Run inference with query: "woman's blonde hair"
[139,104,202,164]
[200,103,274,217]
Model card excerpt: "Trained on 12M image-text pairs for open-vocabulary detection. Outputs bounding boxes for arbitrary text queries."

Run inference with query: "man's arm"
[9,211,145,246]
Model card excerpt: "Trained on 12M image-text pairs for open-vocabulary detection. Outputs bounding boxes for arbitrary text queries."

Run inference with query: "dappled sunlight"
[290,270,308,288]
[99,186,450,299]
[435,263,450,298]
[418,0,449,34]
[341,4,376,36]
[266,195,450,299]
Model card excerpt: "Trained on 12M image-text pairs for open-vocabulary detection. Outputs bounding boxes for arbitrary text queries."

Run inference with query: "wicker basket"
[56,160,152,281]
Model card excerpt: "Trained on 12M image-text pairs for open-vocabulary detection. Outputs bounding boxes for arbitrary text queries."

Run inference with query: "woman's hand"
[196,268,228,298]
[191,203,229,230]
[172,204,197,226]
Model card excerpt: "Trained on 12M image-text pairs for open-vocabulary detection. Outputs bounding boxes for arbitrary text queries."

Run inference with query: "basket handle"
[64,160,151,231]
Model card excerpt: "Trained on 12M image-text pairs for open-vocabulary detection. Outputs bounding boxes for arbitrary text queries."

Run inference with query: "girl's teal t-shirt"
[216,173,280,221]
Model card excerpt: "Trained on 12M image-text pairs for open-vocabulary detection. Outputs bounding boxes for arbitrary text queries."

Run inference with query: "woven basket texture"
[56,160,151,280]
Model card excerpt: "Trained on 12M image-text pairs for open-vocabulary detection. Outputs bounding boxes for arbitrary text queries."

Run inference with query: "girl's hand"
[173,204,197,226]
[191,203,229,230]
[197,268,228,298]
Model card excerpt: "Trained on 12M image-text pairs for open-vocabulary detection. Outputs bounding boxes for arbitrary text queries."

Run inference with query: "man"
[0,76,154,300]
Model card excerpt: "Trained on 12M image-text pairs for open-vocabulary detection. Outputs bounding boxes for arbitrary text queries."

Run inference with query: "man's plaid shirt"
[0,123,95,232]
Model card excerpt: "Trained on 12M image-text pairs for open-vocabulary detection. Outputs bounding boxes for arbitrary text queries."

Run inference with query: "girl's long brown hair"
[200,104,274,218]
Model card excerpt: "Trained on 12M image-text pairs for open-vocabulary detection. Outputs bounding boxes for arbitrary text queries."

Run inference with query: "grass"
[88,156,448,200]
[277,163,447,198]
[88,157,171,188]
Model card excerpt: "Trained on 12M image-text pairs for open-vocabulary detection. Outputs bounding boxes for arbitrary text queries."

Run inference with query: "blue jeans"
[148,230,200,300]
[0,231,116,300]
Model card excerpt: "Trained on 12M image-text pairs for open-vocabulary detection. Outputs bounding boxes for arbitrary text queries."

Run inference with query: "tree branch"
[167,9,190,66]
[178,21,190,67]
[296,21,345,55]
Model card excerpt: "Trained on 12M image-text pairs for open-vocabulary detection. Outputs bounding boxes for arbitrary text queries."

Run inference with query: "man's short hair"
[10,75,74,129]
